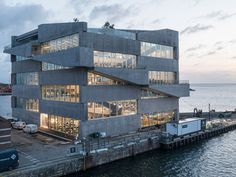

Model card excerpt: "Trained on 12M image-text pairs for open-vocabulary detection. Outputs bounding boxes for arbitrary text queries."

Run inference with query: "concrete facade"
[4,22,189,139]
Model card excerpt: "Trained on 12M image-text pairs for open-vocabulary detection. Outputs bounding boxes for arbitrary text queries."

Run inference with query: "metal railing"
[149,80,189,85]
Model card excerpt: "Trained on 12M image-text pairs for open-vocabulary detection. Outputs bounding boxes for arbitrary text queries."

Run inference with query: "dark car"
[0,149,19,172]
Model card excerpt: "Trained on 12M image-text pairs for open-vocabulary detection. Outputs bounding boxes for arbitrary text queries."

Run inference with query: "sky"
[0,0,236,84]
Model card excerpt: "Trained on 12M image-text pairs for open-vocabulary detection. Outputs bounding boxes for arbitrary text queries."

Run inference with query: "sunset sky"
[0,0,236,83]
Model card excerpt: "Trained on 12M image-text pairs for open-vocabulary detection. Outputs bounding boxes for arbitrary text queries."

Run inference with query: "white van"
[23,124,38,133]
[11,121,26,130]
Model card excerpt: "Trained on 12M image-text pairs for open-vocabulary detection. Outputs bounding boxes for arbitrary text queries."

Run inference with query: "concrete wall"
[80,114,140,138]
[94,67,148,85]
[40,100,86,120]
[38,22,87,42]
[12,60,41,73]
[12,108,40,125]
[138,97,178,114]
[149,84,190,97]
[39,68,87,85]
[33,47,93,67]
[80,85,141,102]
[80,32,140,55]
[12,85,40,99]
[138,56,178,72]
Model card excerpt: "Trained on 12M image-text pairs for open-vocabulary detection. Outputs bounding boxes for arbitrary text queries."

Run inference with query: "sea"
[0,83,236,177]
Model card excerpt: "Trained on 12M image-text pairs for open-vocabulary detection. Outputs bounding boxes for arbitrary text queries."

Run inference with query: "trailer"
[166,118,206,137]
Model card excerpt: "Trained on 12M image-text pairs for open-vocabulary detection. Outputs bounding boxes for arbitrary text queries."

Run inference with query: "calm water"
[69,131,236,177]
[180,83,236,112]
[0,84,236,177]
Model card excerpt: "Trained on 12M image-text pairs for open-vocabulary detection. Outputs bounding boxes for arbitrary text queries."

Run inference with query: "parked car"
[11,121,26,130]
[0,149,19,172]
[23,124,38,133]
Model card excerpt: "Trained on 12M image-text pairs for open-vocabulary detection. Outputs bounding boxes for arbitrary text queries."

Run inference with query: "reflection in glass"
[141,42,174,59]
[16,56,32,61]
[35,33,79,55]
[141,89,168,99]
[88,72,125,85]
[42,85,80,102]
[16,98,39,112]
[42,62,71,71]
[141,111,175,127]
[88,100,137,119]
[94,51,136,69]
[16,72,39,85]
[149,71,176,84]
[40,113,80,136]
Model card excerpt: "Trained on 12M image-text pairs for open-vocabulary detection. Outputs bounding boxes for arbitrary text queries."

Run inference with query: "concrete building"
[0,117,11,149]
[4,22,189,139]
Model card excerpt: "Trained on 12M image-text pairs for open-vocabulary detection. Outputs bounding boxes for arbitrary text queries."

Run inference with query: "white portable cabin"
[166,118,206,136]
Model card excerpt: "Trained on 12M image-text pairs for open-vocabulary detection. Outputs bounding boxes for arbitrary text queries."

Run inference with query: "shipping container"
[166,118,206,136]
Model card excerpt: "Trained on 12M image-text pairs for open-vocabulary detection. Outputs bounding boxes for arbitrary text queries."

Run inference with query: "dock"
[1,118,236,177]
[160,120,236,149]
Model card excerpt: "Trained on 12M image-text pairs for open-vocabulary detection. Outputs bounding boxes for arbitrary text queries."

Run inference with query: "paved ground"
[11,129,72,167]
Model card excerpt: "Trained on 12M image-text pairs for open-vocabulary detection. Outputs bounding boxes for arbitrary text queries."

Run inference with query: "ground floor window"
[88,100,137,119]
[141,111,175,127]
[40,113,79,136]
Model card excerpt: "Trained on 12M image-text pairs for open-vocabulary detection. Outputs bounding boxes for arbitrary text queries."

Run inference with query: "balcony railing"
[149,80,189,85]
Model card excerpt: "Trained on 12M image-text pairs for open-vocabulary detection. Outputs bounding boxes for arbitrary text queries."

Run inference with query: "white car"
[23,124,38,134]
[11,121,26,130]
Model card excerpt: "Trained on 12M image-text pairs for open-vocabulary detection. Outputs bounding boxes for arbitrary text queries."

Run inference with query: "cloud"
[181,24,213,35]
[199,11,236,21]
[232,56,236,59]
[89,4,132,23]
[0,0,49,83]
[0,1,49,32]
[186,44,205,52]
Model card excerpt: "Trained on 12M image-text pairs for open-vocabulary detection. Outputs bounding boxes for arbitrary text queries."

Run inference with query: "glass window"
[87,72,125,85]
[141,42,174,59]
[16,98,39,112]
[16,72,39,85]
[16,56,32,61]
[141,111,175,127]
[42,62,70,71]
[141,89,168,99]
[88,100,137,119]
[94,51,136,69]
[149,71,176,84]
[40,113,80,136]
[42,85,80,103]
[34,33,79,55]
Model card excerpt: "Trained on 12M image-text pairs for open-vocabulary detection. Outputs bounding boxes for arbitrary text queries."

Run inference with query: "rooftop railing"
[149,80,189,85]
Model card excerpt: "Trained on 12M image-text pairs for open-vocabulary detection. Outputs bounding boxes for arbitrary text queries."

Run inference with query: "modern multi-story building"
[4,22,189,139]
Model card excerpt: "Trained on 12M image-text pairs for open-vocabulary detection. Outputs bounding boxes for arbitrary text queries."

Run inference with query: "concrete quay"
[1,119,236,177]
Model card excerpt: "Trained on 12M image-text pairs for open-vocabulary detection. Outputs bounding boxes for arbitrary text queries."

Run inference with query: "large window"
[141,111,175,127]
[42,62,71,71]
[94,51,136,69]
[42,85,80,102]
[16,72,39,85]
[16,56,31,61]
[35,33,79,55]
[88,100,137,119]
[149,71,176,84]
[141,89,167,99]
[88,72,125,85]
[40,113,79,136]
[141,42,174,59]
[16,98,39,112]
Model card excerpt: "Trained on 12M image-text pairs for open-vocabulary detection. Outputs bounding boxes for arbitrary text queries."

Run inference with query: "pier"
[1,118,236,177]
